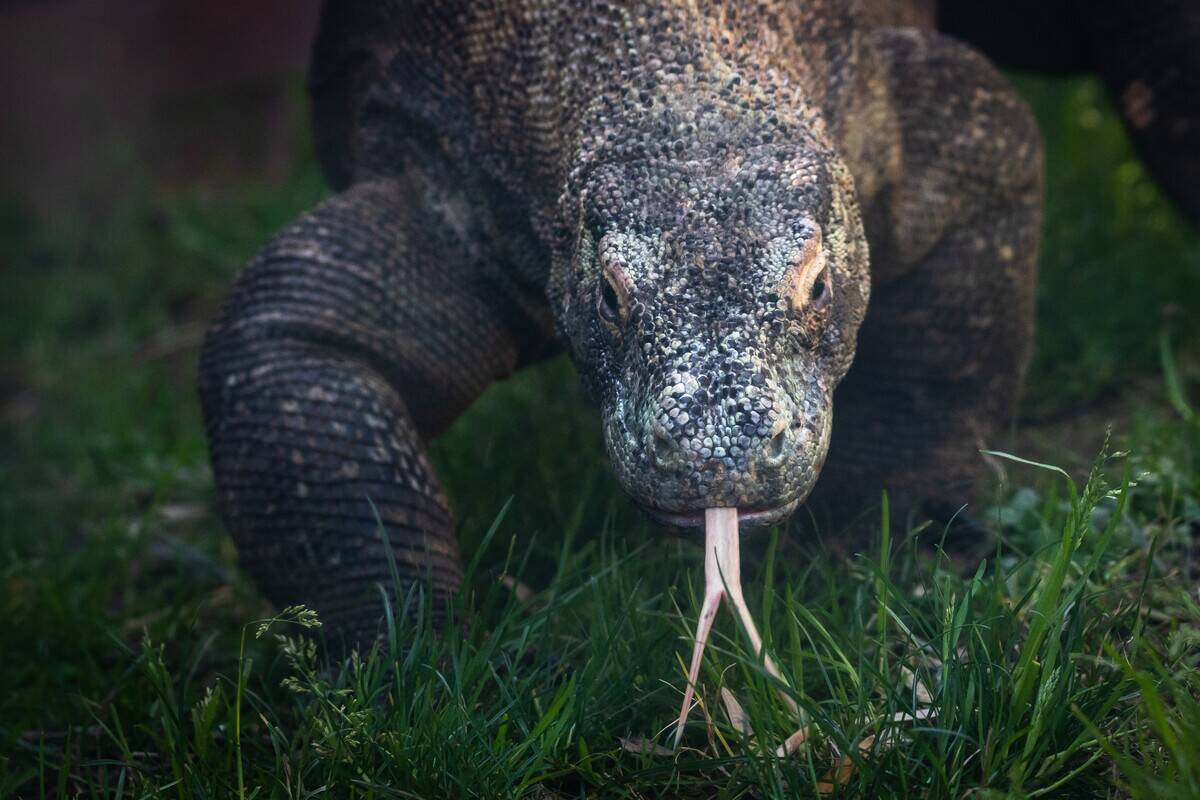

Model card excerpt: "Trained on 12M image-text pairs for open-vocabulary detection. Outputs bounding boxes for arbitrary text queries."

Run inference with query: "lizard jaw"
[645,497,801,530]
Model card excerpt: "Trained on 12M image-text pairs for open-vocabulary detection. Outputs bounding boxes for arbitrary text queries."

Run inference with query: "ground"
[1,77,1199,798]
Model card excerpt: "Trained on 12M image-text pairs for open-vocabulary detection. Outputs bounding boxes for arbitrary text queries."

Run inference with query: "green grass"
[2,77,1199,798]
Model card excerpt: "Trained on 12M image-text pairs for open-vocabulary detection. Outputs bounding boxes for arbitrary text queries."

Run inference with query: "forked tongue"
[673,507,797,748]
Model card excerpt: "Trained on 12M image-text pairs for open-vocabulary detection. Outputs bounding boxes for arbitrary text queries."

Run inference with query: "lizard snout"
[608,359,834,527]
[647,414,801,475]
[642,384,816,512]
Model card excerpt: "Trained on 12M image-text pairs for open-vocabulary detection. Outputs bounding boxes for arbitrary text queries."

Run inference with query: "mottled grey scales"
[199,0,1199,647]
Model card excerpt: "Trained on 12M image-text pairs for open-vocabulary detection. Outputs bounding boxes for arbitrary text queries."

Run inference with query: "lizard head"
[557,140,871,528]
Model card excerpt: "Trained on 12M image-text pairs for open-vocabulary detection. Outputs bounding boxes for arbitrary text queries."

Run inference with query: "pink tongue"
[673,508,796,748]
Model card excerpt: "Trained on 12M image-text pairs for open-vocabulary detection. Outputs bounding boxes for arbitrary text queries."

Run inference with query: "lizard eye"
[783,227,829,314]
[597,257,633,333]
[809,268,831,309]
[599,273,621,324]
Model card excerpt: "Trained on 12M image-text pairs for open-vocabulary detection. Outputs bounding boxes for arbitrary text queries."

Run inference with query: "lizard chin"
[645,497,801,530]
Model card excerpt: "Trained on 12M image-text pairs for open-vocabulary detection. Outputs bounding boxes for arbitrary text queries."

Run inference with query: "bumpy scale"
[199,0,1200,654]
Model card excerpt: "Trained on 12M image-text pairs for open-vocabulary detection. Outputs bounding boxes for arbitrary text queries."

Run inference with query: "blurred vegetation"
[0,77,1197,797]
[1015,77,1200,415]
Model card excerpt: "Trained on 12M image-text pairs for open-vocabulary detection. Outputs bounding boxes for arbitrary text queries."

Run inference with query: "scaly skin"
[202,0,1045,645]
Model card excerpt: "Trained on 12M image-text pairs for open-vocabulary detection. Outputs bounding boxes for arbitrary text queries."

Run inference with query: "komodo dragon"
[199,0,1200,646]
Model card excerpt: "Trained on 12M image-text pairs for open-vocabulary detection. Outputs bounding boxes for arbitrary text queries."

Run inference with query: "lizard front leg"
[199,178,541,648]
[811,29,1043,532]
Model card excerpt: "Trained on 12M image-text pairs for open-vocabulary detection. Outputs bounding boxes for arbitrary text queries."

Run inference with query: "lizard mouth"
[646,497,801,530]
